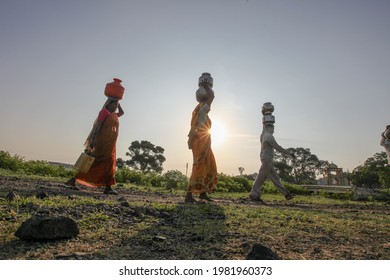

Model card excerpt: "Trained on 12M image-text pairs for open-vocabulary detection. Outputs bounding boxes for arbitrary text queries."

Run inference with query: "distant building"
[317,163,349,186]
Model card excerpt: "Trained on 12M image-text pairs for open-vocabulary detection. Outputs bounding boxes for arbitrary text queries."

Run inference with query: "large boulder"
[15,216,79,241]
[245,244,282,260]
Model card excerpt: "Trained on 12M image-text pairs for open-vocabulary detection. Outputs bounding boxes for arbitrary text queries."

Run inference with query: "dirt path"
[2,175,389,212]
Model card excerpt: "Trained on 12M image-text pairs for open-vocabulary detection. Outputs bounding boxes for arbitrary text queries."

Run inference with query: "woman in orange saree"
[185,81,218,202]
[67,98,124,194]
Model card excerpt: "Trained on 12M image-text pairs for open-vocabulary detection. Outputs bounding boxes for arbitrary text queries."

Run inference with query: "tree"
[125,140,166,173]
[238,167,245,176]
[352,152,390,188]
[274,147,328,184]
[116,158,126,169]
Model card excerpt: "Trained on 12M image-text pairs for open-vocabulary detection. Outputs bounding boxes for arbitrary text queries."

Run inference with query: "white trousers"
[250,159,290,198]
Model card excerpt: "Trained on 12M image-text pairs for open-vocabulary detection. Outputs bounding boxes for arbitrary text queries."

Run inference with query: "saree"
[75,112,119,187]
[187,103,218,194]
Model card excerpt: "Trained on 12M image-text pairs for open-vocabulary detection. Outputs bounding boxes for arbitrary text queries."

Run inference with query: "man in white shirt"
[249,124,294,203]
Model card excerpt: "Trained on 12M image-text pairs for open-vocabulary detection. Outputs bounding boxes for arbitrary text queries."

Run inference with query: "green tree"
[352,152,390,188]
[125,140,166,173]
[275,147,328,184]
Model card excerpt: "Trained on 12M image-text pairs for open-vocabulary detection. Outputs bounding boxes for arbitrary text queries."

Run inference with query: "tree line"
[0,140,389,189]
[118,141,390,189]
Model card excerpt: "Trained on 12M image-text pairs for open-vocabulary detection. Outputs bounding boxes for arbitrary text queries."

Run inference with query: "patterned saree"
[187,103,218,194]
[75,113,119,187]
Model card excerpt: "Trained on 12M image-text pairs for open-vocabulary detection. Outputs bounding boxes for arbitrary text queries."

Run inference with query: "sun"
[211,118,227,146]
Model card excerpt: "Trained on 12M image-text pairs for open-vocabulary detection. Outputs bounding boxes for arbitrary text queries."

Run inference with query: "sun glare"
[211,118,227,146]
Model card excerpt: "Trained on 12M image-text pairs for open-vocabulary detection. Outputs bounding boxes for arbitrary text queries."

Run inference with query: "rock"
[23,202,38,212]
[383,243,390,249]
[36,208,51,216]
[245,244,282,260]
[113,207,122,214]
[55,252,89,260]
[4,209,17,221]
[5,191,18,201]
[159,211,171,218]
[153,235,167,242]
[120,201,130,207]
[312,247,322,254]
[36,191,49,199]
[15,216,79,241]
[145,207,156,215]
[134,206,146,217]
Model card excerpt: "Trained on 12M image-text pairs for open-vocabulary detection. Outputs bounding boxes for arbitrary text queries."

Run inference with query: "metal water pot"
[198,72,213,88]
[261,102,274,115]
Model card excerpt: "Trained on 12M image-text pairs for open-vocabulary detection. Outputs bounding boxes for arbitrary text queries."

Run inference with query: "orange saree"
[187,103,218,194]
[75,113,119,187]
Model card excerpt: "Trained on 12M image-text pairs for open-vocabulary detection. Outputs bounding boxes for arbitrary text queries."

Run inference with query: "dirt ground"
[1,175,389,260]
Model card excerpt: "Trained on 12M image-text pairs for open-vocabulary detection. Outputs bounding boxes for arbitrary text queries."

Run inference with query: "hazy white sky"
[0,0,389,175]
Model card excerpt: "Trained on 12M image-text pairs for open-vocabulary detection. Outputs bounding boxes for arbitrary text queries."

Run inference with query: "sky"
[0,0,389,176]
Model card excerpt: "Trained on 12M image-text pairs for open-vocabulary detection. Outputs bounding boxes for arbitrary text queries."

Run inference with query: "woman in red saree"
[67,98,124,194]
[185,81,218,202]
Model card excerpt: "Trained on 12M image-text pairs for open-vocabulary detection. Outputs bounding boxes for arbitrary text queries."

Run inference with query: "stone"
[5,191,18,201]
[25,202,39,211]
[153,235,167,242]
[120,201,130,207]
[36,191,49,199]
[14,216,79,241]
[245,244,282,260]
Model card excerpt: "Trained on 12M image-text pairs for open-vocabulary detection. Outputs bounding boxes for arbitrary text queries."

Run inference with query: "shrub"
[261,181,279,194]
[0,151,74,177]
[284,182,311,195]
[216,173,250,193]
[115,168,146,185]
[232,176,251,192]
[319,189,355,200]
[145,172,166,187]
[258,180,311,195]
[0,151,24,171]
[163,170,188,189]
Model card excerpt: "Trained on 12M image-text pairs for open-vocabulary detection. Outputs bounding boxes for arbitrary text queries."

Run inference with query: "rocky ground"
[0,175,389,260]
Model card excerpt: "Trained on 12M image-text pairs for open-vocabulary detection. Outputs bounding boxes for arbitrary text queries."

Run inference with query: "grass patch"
[0,171,389,260]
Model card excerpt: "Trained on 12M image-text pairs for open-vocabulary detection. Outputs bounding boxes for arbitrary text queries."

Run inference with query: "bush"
[115,168,146,185]
[162,170,188,189]
[0,151,24,171]
[258,180,311,195]
[381,188,390,196]
[0,150,74,177]
[115,168,189,189]
[261,180,279,194]
[231,176,251,192]
[216,173,251,193]
[284,182,311,195]
[319,189,355,200]
[145,172,166,187]
[23,160,74,177]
